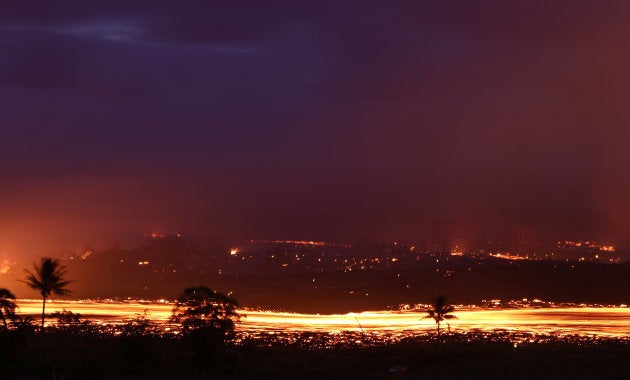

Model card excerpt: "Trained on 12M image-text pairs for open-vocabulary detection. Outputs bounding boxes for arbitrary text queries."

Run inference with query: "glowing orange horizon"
[13,299,630,338]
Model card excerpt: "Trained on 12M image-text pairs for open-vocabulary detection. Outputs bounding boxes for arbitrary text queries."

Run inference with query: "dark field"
[2,329,630,379]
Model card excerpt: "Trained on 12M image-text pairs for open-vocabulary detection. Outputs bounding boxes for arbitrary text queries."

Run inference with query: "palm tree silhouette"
[22,258,72,330]
[0,288,17,328]
[424,295,456,337]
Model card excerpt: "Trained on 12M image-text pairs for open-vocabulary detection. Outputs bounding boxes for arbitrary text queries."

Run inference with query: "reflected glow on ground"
[15,300,630,338]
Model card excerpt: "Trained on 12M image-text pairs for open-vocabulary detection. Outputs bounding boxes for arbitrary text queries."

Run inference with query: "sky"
[1,1,630,258]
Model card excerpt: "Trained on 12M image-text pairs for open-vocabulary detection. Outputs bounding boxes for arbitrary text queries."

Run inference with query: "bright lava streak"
[14,300,630,338]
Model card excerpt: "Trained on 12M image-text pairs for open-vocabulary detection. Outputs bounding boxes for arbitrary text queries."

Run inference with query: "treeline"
[0,283,244,379]
[3,257,630,378]
[2,326,630,379]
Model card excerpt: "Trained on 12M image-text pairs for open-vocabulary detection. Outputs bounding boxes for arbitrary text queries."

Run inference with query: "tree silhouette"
[424,295,456,337]
[0,288,17,328]
[171,286,240,344]
[121,311,155,337]
[10,315,36,334]
[22,258,72,330]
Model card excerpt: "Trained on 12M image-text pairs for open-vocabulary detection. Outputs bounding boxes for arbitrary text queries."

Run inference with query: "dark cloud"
[1,1,630,258]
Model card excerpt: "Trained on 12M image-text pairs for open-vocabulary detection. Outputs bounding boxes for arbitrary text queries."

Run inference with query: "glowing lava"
[14,300,630,338]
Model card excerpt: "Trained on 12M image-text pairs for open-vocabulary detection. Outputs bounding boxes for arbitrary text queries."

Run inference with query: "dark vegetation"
[3,256,630,378]
[424,295,456,336]
[22,258,73,329]
[2,327,630,379]
[2,257,247,378]
[0,288,17,328]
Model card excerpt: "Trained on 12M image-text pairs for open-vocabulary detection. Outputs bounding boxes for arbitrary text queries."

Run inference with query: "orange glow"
[13,300,630,338]
[247,239,345,247]
[0,259,12,274]
[560,240,616,252]
[489,253,528,260]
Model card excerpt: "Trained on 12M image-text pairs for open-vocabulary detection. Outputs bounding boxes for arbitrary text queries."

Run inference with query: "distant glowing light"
[230,248,239,256]
[0,259,12,274]
[248,239,333,247]
[489,253,528,261]
[560,240,616,252]
[138,261,150,266]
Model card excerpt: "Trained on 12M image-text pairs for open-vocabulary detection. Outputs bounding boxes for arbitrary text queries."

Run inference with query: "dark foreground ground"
[2,329,630,380]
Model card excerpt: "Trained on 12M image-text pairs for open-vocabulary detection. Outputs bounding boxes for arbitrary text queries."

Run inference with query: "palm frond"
[423,295,456,334]
[22,257,73,329]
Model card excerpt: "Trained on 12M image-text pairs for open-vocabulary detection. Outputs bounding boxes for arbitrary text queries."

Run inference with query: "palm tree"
[22,258,72,330]
[0,288,17,328]
[424,295,456,337]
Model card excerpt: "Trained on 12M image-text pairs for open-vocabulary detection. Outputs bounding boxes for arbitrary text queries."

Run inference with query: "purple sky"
[1,1,630,257]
